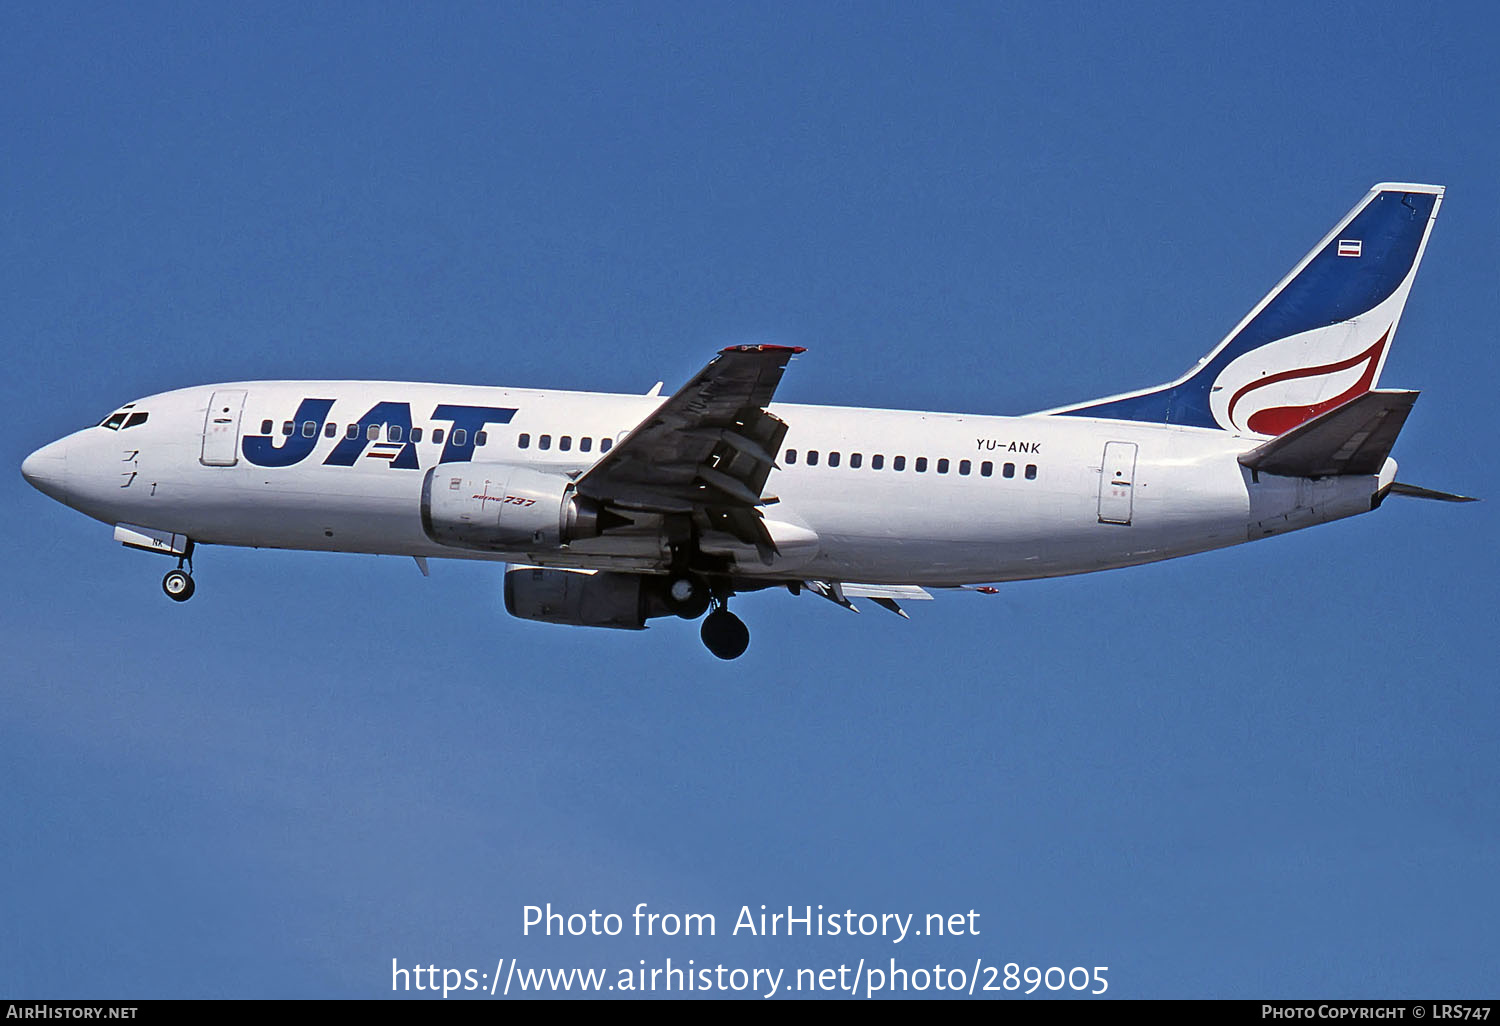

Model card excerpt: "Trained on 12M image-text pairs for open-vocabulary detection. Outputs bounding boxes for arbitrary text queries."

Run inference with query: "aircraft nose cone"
[21,438,68,502]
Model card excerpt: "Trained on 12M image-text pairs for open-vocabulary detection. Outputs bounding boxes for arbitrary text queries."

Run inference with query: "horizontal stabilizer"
[1386,481,1479,503]
[1238,389,1417,478]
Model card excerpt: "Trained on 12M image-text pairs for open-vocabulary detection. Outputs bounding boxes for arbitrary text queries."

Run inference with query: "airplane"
[21,182,1474,659]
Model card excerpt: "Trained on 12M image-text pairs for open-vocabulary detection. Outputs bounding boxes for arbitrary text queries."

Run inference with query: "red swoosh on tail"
[1227,327,1390,436]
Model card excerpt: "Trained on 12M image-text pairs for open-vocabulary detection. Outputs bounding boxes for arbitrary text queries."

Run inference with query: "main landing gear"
[161,547,196,602]
[660,570,749,659]
[662,573,712,620]
[700,600,750,661]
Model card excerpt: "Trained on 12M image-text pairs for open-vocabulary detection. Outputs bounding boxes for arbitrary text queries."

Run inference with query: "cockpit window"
[98,404,149,431]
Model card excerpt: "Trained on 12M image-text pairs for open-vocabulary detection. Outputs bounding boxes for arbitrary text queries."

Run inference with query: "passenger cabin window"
[559,435,571,451]
[1003,462,1015,478]
[518,433,531,449]
[807,450,819,466]
[981,461,993,477]
[366,424,380,441]
[894,456,906,471]
[388,425,402,442]
[324,422,336,438]
[452,428,467,446]
[411,427,423,442]
[600,438,612,452]
[432,428,444,445]
[915,457,928,473]
[937,458,949,474]
[959,459,971,475]
[282,421,294,436]
[261,419,273,434]
[872,454,884,470]
[850,453,862,469]
[346,424,359,440]
[785,449,797,465]
[828,452,840,467]
[539,434,551,450]
[1025,464,1037,480]
[580,437,592,452]
[476,431,488,446]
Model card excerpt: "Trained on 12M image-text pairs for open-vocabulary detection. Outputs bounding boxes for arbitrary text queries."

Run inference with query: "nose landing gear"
[162,568,195,602]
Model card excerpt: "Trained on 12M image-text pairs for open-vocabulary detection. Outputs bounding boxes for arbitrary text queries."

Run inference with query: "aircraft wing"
[575,345,804,559]
[802,580,934,618]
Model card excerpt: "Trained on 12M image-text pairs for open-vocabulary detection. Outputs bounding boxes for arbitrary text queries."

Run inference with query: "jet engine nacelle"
[421,464,603,552]
[504,566,673,630]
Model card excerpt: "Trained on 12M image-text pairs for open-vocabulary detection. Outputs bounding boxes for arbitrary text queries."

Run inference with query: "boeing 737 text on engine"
[22,183,1473,658]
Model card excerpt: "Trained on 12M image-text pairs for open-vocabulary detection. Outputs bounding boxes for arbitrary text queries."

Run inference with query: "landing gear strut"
[665,531,748,658]
[161,545,196,602]
[700,601,750,660]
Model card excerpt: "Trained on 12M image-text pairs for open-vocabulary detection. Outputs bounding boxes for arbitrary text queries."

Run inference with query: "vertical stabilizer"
[1046,183,1443,435]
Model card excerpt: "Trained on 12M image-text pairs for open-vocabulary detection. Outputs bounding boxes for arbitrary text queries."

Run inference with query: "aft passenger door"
[1097,441,1138,525]
[201,390,247,466]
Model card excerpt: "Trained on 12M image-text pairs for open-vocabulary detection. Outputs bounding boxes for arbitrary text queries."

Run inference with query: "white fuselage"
[27,380,1391,586]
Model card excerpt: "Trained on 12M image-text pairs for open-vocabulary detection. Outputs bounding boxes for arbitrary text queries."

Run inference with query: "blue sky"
[4,2,1497,999]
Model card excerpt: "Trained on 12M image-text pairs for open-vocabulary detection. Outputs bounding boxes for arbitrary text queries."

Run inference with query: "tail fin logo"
[1217,327,1389,436]
[1042,184,1441,432]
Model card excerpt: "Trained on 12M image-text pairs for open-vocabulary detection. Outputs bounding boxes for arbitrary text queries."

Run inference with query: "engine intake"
[421,464,603,552]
